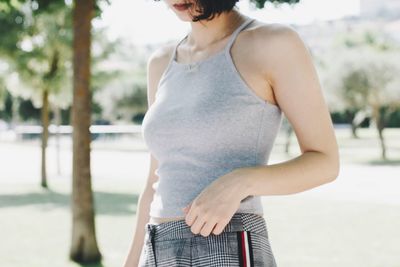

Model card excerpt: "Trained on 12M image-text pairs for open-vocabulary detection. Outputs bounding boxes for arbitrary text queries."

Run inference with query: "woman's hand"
[181,168,250,237]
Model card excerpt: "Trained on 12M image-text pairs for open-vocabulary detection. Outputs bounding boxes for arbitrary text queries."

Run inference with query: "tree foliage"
[250,0,300,8]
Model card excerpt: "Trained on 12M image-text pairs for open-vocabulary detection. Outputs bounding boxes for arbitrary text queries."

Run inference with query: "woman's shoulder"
[146,41,178,105]
[146,39,180,90]
[147,40,176,70]
[248,19,304,51]
[246,19,310,73]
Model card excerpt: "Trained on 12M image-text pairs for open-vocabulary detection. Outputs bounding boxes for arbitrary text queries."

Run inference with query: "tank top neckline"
[155,15,281,112]
[171,15,255,68]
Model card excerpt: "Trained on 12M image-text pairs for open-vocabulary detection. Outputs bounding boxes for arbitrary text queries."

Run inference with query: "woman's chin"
[175,13,195,22]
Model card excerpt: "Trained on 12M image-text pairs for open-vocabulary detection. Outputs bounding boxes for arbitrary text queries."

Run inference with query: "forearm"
[123,187,154,267]
[239,151,339,197]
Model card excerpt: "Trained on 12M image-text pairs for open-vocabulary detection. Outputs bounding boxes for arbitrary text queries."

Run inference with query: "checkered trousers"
[138,212,277,267]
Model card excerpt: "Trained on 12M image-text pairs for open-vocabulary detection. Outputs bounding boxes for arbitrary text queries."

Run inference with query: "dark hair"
[154,0,240,22]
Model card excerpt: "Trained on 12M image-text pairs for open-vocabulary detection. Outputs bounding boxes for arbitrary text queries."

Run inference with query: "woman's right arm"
[122,43,174,267]
[122,154,159,267]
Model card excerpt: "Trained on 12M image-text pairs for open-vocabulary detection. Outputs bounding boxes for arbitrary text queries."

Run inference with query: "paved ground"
[0,127,399,267]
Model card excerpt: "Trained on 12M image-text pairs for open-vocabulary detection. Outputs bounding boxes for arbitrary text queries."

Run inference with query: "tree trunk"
[376,113,386,160]
[350,122,358,138]
[351,109,369,139]
[372,106,387,160]
[54,105,61,175]
[377,125,386,160]
[70,0,102,264]
[41,89,49,188]
[11,96,20,127]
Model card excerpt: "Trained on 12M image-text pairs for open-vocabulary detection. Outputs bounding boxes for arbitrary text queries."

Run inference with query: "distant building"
[360,0,400,19]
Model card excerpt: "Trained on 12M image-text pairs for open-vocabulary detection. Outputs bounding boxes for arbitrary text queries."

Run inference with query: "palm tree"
[69,0,102,263]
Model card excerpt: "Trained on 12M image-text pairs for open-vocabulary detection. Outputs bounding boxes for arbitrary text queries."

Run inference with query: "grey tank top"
[142,15,283,218]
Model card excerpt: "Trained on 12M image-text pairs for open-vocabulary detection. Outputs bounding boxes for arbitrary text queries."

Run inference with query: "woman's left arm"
[183,25,340,236]
[239,24,340,197]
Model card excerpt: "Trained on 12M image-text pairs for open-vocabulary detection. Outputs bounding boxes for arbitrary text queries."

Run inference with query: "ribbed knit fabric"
[142,15,283,218]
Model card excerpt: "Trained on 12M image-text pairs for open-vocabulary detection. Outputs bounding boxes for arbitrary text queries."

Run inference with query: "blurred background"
[0,0,399,266]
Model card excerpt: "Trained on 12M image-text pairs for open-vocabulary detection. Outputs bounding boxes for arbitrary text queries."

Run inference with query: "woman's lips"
[173,3,192,11]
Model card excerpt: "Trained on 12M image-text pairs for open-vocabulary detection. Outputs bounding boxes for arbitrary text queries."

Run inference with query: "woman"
[123,0,340,266]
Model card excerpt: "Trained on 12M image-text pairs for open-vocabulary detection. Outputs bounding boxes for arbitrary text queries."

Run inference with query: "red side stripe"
[241,231,247,267]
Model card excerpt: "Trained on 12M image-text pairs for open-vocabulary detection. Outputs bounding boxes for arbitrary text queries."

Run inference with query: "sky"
[93,0,360,45]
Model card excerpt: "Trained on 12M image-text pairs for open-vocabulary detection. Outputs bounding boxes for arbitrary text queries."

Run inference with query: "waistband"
[145,212,268,242]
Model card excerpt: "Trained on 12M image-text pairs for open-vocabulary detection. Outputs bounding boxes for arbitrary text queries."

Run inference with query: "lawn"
[0,127,399,267]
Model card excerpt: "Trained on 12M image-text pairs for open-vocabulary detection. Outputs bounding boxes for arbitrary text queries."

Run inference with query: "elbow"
[328,164,340,183]
[327,151,340,182]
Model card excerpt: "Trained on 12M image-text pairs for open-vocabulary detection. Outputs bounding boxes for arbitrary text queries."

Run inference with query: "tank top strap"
[171,32,189,63]
[169,16,254,65]
[154,33,189,90]
[224,16,255,54]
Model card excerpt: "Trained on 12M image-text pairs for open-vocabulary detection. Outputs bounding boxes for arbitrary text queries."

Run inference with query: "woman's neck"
[186,9,246,51]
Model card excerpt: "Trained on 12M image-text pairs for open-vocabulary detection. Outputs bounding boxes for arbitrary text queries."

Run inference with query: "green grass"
[0,127,399,267]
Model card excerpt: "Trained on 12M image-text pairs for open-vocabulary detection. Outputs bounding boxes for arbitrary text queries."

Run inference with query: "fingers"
[211,220,228,235]
[185,207,197,226]
[186,213,228,237]
[189,216,206,235]
[183,201,231,237]
[199,219,218,237]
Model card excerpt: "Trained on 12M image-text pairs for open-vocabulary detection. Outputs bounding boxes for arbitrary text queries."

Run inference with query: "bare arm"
[177,25,340,238]
[122,44,173,267]
[239,24,340,196]
[122,155,159,267]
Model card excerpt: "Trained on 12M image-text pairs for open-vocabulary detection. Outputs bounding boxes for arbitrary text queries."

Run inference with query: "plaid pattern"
[138,212,277,267]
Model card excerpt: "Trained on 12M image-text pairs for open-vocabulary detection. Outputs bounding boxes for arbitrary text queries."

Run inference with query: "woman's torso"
[144,16,283,225]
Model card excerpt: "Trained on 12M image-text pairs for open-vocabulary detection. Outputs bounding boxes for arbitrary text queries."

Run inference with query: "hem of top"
[148,211,264,222]
[149,207,264,219]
